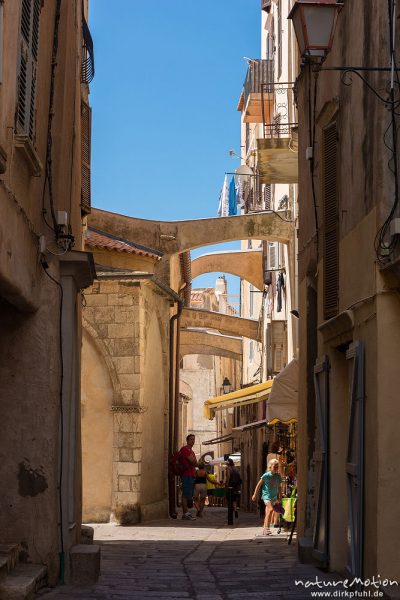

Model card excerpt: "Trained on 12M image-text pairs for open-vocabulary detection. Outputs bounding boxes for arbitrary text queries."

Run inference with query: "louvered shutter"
[268,242,279,270]
[264,184,271,210]
[17,0,41,141]
[271,320,287,373]
[81,99,92,214]
[323,123,339,320]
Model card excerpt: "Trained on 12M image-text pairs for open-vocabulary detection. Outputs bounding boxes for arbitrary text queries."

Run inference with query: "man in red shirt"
[179,434,197,520]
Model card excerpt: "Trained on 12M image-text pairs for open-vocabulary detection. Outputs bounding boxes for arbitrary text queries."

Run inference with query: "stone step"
[0,564,47,600]
[0,546,20,573]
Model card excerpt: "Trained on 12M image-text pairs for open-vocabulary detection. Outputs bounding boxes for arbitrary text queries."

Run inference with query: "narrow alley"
[39,509,337,600]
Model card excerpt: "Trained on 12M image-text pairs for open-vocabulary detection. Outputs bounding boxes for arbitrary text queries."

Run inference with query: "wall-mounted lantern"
[288,0,343,61]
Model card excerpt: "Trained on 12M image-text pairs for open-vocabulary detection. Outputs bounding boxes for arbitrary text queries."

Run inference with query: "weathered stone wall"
[82,278,169,523]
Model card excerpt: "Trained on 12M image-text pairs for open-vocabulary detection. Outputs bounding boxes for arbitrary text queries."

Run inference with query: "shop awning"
[204,380,273,420]
[202,433,234,446]
[266,358,298,423]
[232,419,268,432]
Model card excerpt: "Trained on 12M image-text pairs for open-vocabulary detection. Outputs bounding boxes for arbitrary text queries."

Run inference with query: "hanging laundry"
[217,174,229,217]
[228,176,237,215]
[236,177,245,210]
[276,272,285,312]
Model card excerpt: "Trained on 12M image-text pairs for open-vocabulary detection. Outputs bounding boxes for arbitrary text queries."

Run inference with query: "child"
[252,458,282,535]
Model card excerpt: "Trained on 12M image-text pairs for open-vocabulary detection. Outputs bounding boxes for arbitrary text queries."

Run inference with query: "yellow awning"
[204,380,273,420]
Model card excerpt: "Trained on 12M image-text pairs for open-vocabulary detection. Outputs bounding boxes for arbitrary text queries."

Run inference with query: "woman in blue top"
[252,458,282,535]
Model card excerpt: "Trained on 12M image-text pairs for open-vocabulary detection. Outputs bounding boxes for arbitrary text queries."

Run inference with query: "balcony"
[257,83,298,184]
[81,13,95,84]
[238,60,274,123]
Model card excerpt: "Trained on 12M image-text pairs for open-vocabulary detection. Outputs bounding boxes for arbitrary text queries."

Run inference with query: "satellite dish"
[234,164,255,185]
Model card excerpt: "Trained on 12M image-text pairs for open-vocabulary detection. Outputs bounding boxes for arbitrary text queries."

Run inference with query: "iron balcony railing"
[81,12,95,84]
[261,0,272,11]
[243,59,274,110]
[260,82,298,139]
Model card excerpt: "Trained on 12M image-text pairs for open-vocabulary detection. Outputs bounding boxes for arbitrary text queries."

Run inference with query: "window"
[323,122,339,320]
[81,100,92,214]
[17,0,41,141]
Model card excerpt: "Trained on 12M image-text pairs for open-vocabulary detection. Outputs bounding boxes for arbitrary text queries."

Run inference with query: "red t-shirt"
[179,445,196,477]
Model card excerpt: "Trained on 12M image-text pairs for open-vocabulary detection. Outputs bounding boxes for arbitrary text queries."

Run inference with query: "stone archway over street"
[88,208,293,255]
[181,308,260,341]
[191,249,264,290]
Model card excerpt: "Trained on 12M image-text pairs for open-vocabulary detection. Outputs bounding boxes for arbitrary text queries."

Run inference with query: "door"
[346,341,365,580]
[312,356,330,566]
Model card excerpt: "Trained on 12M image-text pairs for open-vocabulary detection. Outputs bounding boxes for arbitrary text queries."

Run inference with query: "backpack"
[229,468,242,487]
[169,451,189,477]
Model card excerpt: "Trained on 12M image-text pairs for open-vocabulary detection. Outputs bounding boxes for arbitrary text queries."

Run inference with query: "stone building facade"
[0,0,95,586]
[294,0,400,586]
[82,228,179,524]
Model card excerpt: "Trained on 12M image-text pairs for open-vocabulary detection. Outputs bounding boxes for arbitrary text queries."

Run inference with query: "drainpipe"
[168,298,183,518]
[95,272,183,518]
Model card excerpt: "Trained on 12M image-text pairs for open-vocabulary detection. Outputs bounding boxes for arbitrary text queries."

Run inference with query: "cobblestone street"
[39,508,339,600]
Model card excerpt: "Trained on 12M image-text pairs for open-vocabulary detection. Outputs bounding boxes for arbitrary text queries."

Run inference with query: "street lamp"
[222,377,232,395]
[288,0,343,61]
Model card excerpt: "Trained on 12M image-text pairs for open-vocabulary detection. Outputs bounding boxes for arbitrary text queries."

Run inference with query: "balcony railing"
[257,83,298,184]
[81,13,95,84]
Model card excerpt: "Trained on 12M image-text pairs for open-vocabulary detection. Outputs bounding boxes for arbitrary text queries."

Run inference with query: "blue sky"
[90,1,260,294]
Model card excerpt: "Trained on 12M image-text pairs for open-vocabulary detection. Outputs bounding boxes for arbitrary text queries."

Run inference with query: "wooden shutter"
[271,320,287,373]
[81,99,92,214]
[264,184,271,210]
[17,0,41,140]
[323,122,339,320]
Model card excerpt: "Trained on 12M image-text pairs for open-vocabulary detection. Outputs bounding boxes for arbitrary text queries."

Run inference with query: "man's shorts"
[181,475,195,498]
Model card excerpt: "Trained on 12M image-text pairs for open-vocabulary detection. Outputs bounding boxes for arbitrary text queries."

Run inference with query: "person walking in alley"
[179,434,198,520]
[193,461,208,517]
[225,458,242,518]
[252,458,282,535]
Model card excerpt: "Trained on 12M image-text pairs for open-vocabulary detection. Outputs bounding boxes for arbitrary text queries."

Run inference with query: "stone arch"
[141,313,166,514]
[191,250,264,291]
[88,209,292,255]
[81,328,114,522]
[82,318,122,404]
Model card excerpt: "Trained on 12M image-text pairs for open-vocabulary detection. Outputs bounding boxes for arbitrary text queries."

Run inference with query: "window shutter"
[17,0,41,141]
[81,99,92,214]
[323,123,339,320]
[271,320,287,373]
[268,242,279,270]
[264,184,271,210]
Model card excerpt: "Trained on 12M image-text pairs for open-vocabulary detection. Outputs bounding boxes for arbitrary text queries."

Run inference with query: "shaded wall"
[81,330,113,522]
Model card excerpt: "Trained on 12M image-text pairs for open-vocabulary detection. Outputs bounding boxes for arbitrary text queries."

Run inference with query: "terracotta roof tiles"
[85,228,163,260]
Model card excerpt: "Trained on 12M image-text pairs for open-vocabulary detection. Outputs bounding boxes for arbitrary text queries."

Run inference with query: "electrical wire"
[308,64,319,258]
[42,0,62,234]
[375,0,400,262]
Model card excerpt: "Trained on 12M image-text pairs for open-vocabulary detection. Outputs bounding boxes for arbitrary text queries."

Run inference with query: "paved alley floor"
[40,508,340,600]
